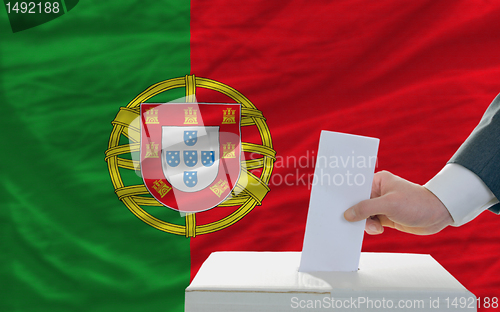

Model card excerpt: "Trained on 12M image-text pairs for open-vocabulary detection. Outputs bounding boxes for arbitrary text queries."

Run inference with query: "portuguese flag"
[2,1,500,311]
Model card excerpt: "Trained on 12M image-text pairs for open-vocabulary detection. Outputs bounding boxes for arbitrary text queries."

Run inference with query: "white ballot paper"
[299,131,379,272]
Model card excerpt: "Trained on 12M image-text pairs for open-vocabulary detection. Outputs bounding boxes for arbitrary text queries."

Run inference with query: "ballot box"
[185,251,476,312]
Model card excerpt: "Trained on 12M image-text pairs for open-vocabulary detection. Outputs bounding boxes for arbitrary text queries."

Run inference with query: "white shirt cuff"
[424,163,499,226]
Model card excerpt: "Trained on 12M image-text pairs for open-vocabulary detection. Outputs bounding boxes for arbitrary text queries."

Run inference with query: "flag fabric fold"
[2,1,500,311]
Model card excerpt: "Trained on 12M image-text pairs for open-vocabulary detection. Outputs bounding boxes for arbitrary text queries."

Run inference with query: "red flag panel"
[190,0,500,302]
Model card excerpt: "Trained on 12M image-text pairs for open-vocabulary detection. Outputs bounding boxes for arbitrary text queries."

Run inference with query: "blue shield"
[184,131,198,146]
[162,126,220,193]
[165,151,180,167]
[184,171,197,187]
[201,151,215,167]
[183,150,198,167]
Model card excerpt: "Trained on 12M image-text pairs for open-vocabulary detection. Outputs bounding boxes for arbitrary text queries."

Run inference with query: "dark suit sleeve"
[449,94,500,213]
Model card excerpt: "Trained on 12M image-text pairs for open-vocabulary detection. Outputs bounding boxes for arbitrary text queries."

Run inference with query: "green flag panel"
[1,1,191,311]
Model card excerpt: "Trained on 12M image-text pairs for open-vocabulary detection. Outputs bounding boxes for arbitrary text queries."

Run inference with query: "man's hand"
[344,171,454,235]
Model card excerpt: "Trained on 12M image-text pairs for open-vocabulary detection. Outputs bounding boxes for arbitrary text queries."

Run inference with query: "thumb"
[344,196,392,222]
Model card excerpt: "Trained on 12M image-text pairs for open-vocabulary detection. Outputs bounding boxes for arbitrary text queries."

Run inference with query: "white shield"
[161,126,220,192]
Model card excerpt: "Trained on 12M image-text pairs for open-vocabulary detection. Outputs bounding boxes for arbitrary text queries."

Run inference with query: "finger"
[370,171,383,199]
[370,170,392,198]
[344,195,393,222]
[365,216,384,235]
[376,215,396,229]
